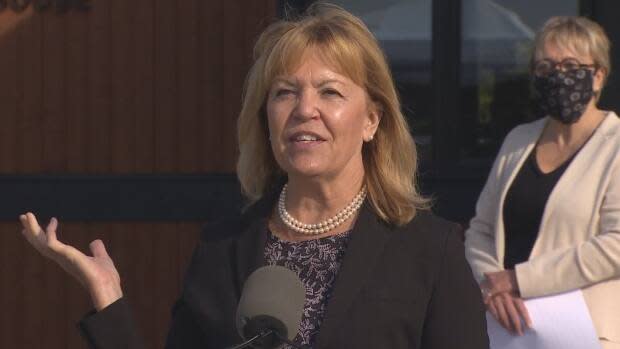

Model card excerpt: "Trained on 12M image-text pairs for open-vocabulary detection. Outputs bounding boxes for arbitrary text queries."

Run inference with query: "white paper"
[486,290,601,349]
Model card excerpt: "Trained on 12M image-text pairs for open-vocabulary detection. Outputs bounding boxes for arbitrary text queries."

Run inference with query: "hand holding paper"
[487,290,601,349]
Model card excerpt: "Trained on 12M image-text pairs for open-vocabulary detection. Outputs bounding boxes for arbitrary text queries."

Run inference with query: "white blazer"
[465,112,620,342]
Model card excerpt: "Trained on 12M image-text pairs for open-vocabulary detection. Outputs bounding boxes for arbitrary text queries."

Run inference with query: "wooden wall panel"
[42,6,67,172]
[87,0,112,173]
[66,12,90,172]
[1,222,21,348]
[110,0,136,173]
[18,9,43,173]
[0,11,20,173]
[134,0,156,173]
[154,0,179,173]
[197,0,225,173]
[0,0,276,174]
[177,0,198,173]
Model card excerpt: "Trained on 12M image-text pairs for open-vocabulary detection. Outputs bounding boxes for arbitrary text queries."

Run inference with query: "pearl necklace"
[278,184,367,235]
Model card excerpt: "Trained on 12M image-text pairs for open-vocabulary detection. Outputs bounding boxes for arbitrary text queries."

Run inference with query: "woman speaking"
[20,3,488,348]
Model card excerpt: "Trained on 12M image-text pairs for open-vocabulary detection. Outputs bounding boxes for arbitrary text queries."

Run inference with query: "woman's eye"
[275,89,294,97]
[323,89,342,97]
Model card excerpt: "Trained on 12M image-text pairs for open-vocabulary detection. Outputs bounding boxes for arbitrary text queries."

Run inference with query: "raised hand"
[19,212,123,311]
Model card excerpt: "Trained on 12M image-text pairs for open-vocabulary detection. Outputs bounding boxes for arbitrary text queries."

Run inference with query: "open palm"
[19,212,123,310]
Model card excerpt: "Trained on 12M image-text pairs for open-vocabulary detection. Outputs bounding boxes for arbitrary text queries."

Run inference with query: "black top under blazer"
[79,189,489,349]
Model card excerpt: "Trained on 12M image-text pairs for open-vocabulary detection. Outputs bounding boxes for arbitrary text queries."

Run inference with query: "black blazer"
[80,191,489,349]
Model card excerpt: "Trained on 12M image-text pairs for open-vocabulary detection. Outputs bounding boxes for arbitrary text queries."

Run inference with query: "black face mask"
[532,68,594,124]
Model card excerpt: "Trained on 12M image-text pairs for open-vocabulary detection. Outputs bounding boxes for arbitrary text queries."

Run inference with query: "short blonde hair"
[236,2,427,226]
[532,16,611,87]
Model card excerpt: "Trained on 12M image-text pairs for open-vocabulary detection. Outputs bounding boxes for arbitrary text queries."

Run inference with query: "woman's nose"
[293,90,320,120]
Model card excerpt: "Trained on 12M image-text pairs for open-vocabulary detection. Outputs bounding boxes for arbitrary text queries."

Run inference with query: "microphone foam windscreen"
[236,265,305,341]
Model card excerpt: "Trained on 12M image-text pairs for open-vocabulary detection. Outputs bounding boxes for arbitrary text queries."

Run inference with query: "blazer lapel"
[233,191,278,292]
[234,217,268,292]
[314,202,392,347]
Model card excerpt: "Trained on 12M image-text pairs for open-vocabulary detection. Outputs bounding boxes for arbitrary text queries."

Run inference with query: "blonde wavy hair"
[237,3,428,226]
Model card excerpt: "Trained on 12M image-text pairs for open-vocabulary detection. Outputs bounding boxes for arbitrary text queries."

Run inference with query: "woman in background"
[465,16,620,348]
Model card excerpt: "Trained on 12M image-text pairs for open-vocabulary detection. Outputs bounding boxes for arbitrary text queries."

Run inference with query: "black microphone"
[226,265,306,349]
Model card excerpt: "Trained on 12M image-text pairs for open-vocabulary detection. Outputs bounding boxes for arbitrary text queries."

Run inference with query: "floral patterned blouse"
[264,230,352,348]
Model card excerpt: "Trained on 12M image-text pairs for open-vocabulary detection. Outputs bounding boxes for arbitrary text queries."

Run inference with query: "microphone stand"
[225,329,308,349]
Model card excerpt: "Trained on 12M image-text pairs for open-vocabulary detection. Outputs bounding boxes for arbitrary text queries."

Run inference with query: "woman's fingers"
[514,297,533,329]
[45,217,59,241]
[20,213,49,255]
[502,294,524,335]
[489,293,533,336]
[19,213,72,261]
[19,214,29,228]
[493,296,512,332]
[486,297,499,321]
[20,212,42,242]
[19,214,86,285]
[43,217,67,257]
[25,212,43,236]
[89,239,111,261]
